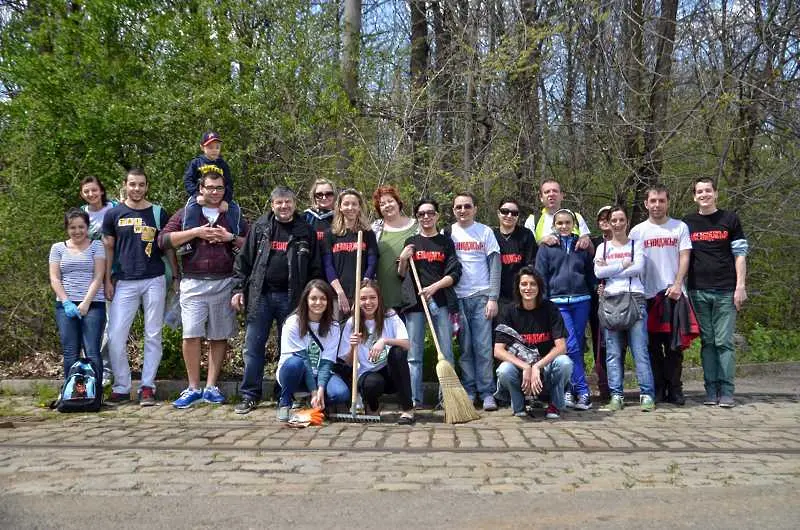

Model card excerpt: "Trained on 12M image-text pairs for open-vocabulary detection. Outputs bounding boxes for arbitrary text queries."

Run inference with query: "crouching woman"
[275,280,350,422]
[494,267,573,419]
[341,280,415,424]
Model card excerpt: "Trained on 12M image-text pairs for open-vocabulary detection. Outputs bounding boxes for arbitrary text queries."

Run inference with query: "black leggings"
[358,346,413,412]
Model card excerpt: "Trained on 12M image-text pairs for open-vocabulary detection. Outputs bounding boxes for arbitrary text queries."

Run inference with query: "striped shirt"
[48,240,106,302]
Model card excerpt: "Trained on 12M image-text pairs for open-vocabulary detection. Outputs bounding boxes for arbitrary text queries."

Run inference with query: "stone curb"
[2,361,798,401]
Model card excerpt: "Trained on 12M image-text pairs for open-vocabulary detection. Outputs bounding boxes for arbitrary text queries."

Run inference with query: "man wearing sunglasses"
[158,170,249,408]
[449,192,501,411]
[494,197,537,313]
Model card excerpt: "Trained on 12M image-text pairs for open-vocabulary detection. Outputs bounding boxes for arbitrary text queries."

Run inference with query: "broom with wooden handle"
[409,258,479,424]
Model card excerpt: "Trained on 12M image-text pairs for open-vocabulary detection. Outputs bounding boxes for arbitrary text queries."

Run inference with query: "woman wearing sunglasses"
[493,197,536,314]
[303,178,337,243]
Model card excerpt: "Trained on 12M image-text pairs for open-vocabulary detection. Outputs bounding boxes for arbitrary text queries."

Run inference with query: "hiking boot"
[718,395,736,408]
[545,404,560,419]
[640,395,655,412]
[574,393,592,410]
[482,395,498,411]
[277,406,291,422]
[173,387,203,409]
[139,387,156,407]
[234,398,257,415]
[202,386,225,405]
[107,392,130,405]
[563,391,575,409]
[606,395,624,412]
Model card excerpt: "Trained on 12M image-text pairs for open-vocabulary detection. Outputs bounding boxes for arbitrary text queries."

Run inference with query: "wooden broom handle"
[408,258,446,362]
[350,230,363,408]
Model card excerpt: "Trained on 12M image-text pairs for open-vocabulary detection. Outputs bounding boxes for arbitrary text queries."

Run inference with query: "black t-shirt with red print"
[495,300,566,357]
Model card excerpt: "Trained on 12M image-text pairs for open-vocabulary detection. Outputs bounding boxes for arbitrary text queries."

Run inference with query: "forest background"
[0,0,797,374]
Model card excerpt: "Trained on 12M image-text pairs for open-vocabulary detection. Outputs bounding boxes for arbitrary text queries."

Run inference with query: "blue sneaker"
[173,387,203,409]
[202,385,225,405]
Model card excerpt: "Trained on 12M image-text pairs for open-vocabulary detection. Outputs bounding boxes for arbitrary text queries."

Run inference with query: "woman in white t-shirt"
[49,208,106,383]
[79,176,119,240]
[275,280,349,422]
[594,206,655,412]
[340,280,414,424]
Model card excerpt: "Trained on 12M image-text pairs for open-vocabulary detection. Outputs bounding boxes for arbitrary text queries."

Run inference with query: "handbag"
[598,240,641,331]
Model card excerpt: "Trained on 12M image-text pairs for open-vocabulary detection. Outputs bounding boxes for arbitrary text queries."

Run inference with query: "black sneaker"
[234,398,257,415]
[667,389,686,406]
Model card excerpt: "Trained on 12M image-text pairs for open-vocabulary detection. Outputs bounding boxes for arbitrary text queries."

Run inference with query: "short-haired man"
[449,192,501,411]
[629,185,692,405]
[158,170,249,408]
[102,168,175,406]
[683,178,748,408]
[231,186,321,414]
[524,179,592,250]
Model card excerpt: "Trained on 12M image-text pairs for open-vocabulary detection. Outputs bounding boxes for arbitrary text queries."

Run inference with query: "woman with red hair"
[371,185,417,311]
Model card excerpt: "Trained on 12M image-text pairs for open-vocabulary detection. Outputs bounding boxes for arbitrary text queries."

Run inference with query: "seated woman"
[340,280,414,424]
[594,206,655,412]
[49,208,107,382]
[275,280,349,422]
[494,267,573,419]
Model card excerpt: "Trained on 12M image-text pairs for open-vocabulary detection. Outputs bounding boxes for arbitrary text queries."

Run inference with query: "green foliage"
[744,324,800,363]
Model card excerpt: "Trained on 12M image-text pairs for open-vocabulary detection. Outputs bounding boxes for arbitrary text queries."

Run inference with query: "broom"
[409,258,479,424]
[327,230,381,423]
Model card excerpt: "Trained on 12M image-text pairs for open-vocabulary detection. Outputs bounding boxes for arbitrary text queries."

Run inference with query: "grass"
[32,382,59,408]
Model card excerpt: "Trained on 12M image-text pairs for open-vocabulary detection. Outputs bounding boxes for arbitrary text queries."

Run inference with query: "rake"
[327,230,381,423]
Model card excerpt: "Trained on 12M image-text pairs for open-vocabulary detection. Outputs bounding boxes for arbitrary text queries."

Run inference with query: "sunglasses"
[416,210,437,218]
[314,191,335,199]
[454,204,473,210]
[498,208,519,217]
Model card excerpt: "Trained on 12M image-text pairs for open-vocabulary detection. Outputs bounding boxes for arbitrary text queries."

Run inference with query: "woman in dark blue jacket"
[535,209,595,410]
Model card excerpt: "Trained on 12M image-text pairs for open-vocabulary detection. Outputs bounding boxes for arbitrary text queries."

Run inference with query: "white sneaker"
[564,392,575,409]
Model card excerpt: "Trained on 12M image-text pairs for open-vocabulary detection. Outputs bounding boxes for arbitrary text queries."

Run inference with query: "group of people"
[48,130,749,424]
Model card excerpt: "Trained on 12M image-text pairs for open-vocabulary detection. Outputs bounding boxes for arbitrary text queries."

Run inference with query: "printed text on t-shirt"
[454,241,485,251]
[644,237,678,248]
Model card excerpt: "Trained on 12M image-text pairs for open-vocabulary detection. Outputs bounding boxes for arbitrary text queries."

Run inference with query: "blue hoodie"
[535,234,595,301]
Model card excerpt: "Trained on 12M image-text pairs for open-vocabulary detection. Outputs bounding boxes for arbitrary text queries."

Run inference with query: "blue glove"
[62,300,81,319]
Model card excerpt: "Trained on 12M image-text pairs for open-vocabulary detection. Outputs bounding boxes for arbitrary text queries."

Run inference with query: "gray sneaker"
[606,395,624,411]
[640,395,655,412]
[277,406,291,422]
[482,395,498,411]
[718,395,736,408]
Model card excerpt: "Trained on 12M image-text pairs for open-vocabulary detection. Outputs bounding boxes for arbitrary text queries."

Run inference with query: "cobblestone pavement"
[1,374,799,497]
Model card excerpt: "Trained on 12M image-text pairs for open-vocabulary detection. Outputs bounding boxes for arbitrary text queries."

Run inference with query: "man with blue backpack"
[102,168,176,406]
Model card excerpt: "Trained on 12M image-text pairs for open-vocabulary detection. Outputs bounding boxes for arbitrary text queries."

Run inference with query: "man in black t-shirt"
[683,178,748,408]
[102,168,174,406]
[231,186,321,414]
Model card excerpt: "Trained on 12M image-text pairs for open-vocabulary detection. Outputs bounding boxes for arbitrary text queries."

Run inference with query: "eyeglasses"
[454,204,473,210]
[416,210,437,218]
[498,208,519,217]
[314,191,335,199]
[202,185,225,192]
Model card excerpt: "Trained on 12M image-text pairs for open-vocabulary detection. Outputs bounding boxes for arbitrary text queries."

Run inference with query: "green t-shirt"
[376,222,418,309]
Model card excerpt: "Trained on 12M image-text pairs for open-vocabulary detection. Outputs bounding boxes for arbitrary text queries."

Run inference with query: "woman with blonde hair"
[322,189,379,317]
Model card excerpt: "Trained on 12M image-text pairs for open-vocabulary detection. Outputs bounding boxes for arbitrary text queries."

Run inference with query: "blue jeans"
[605,301,655,398]
[457,295,495,399]
[405,299,454,406]
[277,355,350,407]
[691,289,737,397]
[54,301,106,380]
[556,299,591,396]
[495,356,573,412]
[240,291,290,400]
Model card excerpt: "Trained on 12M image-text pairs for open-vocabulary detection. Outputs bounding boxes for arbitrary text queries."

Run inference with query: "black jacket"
[232,211,321,313]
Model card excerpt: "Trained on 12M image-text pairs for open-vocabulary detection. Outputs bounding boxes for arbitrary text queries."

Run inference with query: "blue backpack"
[56,358,102,412]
